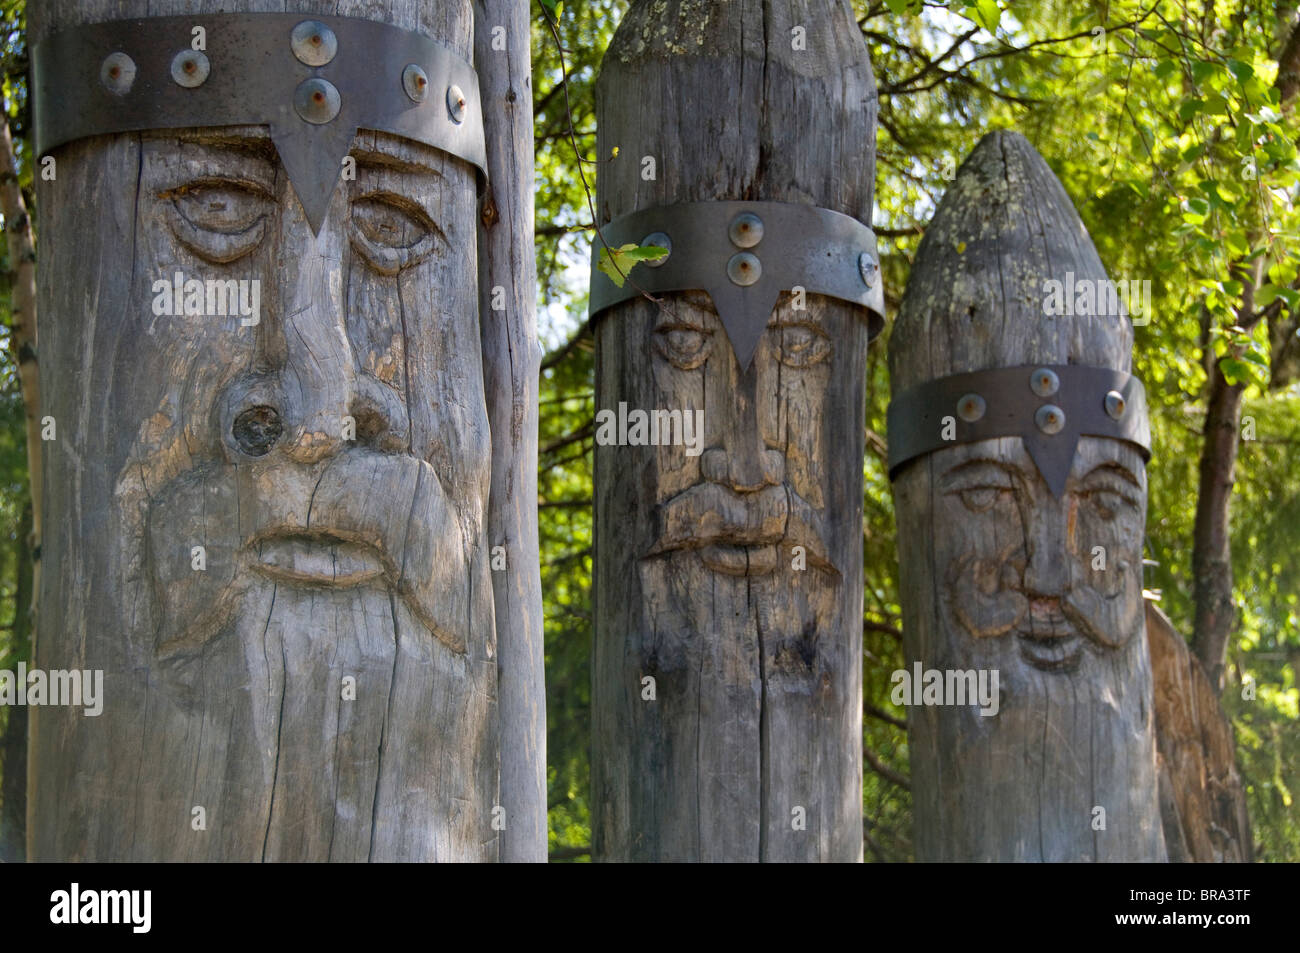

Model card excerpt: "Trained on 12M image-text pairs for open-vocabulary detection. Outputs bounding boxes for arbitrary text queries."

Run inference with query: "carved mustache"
[147,449,471,658]
[945,545,1140,655]
[645,482,835,575]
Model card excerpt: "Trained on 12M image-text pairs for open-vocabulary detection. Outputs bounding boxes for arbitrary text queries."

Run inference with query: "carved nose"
[219,373,288,462]
[703,360,782,492]
[349,375,409,453]
[232,405,283,457]
[1021,507,1070,596]
[701,447,784,492]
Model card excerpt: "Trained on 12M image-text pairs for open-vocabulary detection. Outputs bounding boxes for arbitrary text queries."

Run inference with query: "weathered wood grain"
[474,0,547,863]
[1147,600,1252,862]
[888,130,1165,861]
[28,0,508,861]
[591,0,876,861]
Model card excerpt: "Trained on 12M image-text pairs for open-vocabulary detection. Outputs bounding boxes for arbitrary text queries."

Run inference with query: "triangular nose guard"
[588,201,886,371]
[885,365,1152,498]
[32,13,488,236]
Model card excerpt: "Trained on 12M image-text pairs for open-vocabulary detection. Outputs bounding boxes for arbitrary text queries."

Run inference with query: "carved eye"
[771,323,832,368]
[953,485,1012,514]
[1081,488,1138,521]
[161,180,272,264]
[348,193,442,276]
[654,324,713,370]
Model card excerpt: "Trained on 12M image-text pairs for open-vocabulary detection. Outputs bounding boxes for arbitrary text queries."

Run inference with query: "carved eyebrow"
[940,458,1018,486]
[1080,461,1140,488]
[350,147,446,177]
[158,175,276,203]
[767,314,830,334]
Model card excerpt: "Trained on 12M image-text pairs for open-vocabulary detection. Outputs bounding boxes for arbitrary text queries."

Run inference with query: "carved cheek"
[1073,500,1143,600]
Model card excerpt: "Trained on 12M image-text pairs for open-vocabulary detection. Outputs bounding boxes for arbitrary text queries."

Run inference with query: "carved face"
[643,292,838,578]
[86,127,495,858]
[111,128,491,659]
[933,436,1146,672]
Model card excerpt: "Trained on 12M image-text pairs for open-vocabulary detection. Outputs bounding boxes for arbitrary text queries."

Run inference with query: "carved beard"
[943,541,1143,673]
[142,449,476,661]
[645,481,836,578]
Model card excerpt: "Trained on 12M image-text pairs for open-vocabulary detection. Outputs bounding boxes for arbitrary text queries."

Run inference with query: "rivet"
[859,251,878,289]
[727,252,761,286]
[170,50,210,88]
[402,64,430,103]
[1030,367,1060,397]
[291,20,338,67]
[956,393,986,422]
[641,232,671,268]
[100,52,136,95]
[293,78,341,125]
[1104,390,1126,419]
[728,213,764,248]
[1035,404,1066,435]
[447,84,467,124]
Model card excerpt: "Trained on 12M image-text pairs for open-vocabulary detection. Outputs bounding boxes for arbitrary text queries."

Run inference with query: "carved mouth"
[699,543,779,576]
[250,532,387,587]
[648,482,835,578]
[1016,602,1082,671]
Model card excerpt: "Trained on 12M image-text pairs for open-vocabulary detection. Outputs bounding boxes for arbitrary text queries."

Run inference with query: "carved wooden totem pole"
[28,0,543,861]
[888,131,1165,861]
[590,0,884,861]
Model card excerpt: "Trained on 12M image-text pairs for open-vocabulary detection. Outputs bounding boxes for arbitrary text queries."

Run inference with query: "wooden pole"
[591,0,877,862]
[28,1,511,861]
[888,130,1165,861]
[474,0,547,863]
[1147,601,1252,862]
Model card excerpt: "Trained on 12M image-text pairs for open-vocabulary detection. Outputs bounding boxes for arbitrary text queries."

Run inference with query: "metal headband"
[33,14,488,234]
[588,201,886,371]
[887,365,1151,498]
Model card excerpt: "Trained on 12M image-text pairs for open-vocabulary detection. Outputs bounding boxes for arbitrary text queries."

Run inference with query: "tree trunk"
[28,0,509,861]
[1190,366,1244,690]
[590,0,876,862]
[0,505,32,862]
[888,131,1165,861]
[474,0,547,862]
[0,115,40,629]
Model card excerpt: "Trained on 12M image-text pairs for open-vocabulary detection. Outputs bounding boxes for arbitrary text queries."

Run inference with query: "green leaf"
[970,0,1000,32]
[1227,59,1255,82]
[1219,357,1252,384]
[886,0,912,13]
[596,243,669,288]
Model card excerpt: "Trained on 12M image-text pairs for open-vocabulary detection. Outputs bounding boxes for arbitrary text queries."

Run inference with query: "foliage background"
[532,0,1299,862]
[0,0,1295,862]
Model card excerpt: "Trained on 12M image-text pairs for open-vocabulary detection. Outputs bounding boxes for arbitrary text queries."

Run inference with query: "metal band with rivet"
[588,200,886,370]
[33,13,488,234]
[886,364,1151,498]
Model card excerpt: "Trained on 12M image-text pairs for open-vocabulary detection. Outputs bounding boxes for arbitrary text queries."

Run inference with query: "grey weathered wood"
[1147,600,1252,862]
[591,0,875,861]
[889,130,1165,861]
[28,0,510,861]
[474,0,547,863]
